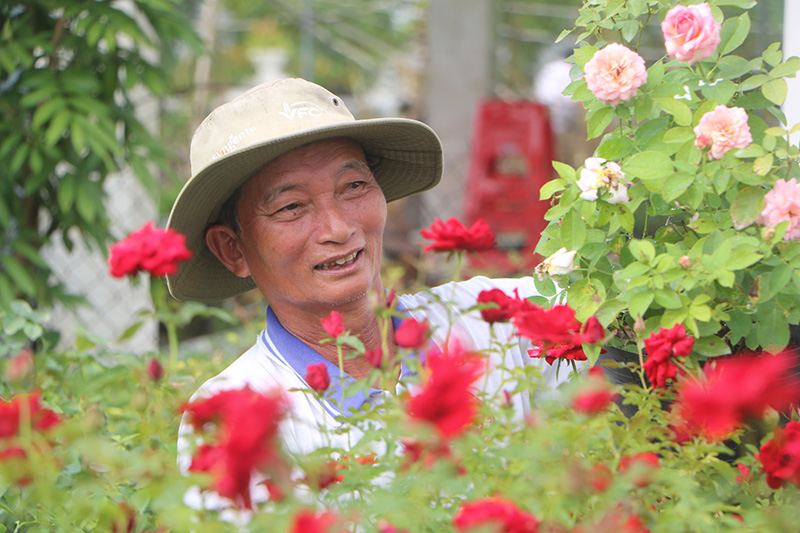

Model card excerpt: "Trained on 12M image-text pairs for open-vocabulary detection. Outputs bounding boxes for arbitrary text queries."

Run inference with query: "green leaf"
[560,209,586,251]
[762,42,783,67]
[692,336,731,357]
[654,288,682,309]
[587,106,615,139]
[726,249,762,271]
[756,306,790,352]
[661,172,694,202]
[762,78,788,105]
[753,154,774,176]
[44,108,71,146]
[58,174,76,212]
[719,14,750,56]
[552,161,576,182]
[628,240,655,262]
[621,20,638,43]
[738,74,769,93]
[701,80,736,105]
[31,97,66,129]
[688,215,718,234]
[596,135,633,160]
[653,97,692,126]
[567,277,606,321]
[624,151,674,180]
[730,186,764,230]
[76,181,98,223]
[628,290,654,319]
[1,256,37,297]
[770,57,800,79]
[540,179,566,201]
[662,127,694,144]
[715,55,753,80]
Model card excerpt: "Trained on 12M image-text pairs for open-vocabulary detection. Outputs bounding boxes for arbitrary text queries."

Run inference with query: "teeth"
[318,251,358,270]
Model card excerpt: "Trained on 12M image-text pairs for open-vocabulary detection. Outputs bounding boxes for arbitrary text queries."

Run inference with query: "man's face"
[233,138,387,315]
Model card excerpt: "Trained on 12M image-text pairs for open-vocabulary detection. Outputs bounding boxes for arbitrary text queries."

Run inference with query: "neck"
[271,295,397,380]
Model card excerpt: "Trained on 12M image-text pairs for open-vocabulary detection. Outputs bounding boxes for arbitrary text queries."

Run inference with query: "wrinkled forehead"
[243,137,369,191]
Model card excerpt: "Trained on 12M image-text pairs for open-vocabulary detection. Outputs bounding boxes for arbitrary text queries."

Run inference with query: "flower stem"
[453,250,464,283]
[167,322,179,367]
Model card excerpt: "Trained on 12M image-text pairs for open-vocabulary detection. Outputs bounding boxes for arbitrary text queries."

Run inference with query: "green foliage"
[0,1,202,307]
[536,0,800,359]
[1,278,800,531]
[216,0,422,91]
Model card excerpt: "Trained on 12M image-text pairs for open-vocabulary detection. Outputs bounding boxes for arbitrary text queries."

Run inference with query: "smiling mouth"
[316,250,361,270]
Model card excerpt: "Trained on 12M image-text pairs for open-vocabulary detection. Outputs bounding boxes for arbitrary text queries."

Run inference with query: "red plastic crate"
[464,99,555,273]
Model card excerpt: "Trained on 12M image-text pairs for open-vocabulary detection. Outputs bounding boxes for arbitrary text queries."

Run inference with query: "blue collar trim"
[262,303,411,416]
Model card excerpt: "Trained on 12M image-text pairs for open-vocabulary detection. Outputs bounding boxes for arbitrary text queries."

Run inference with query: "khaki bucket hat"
[166,78,443,302]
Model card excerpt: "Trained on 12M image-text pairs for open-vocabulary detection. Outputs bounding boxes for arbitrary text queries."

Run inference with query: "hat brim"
[166,118,443,302]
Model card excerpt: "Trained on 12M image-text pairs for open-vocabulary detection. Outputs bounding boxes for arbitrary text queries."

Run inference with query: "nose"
[316,197,355,244]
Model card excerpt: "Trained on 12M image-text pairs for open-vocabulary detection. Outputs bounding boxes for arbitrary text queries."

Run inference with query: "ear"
[205,225,252,278]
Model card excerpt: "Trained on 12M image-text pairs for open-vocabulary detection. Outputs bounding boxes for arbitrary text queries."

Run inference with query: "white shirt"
[178,276,583,509]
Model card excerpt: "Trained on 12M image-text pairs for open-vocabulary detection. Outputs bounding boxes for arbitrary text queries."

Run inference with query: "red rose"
[108,222,193,278]
[305,363,331,392]
[477,289,522,324]
[406,344,484,439]
[290,509,339,533]
[4,348,34,382]
[642,324,694,388]
[671,351,800,443]
[395,318,429,349]
[588,463,614,492]
[516,302,604,365]
[184,387,287,509]
[364,346,384,368]
[735,463,751,484]
[514,302,578,345]
[320,311,344,339]
[420,217,495,253]
[0,391,61,439]
[619,452,660,487]
[756,420,800,489]
[580,316,605,344]
[573,387,616,415]
[453,497,539,533]
[147,358,163,382]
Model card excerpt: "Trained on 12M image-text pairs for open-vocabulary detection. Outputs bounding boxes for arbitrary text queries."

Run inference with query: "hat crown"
[189,78,355,178]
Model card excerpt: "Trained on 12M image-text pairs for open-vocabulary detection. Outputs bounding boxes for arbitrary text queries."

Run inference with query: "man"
[169,78,578,479]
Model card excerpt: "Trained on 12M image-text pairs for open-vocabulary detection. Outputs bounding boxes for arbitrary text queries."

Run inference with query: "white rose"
[534,247,578,280]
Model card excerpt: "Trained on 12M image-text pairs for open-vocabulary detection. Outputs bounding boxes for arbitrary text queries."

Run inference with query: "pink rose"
[693,105,751,159]
[662,3,721,64]
[758,178,800,241]
[584,43,647,106]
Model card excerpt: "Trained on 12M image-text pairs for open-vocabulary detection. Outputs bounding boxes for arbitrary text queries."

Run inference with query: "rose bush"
[537,0,800,362]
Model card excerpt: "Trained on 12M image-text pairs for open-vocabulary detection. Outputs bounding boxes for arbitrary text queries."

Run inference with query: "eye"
[347,181,367,190]
[277,202,301,213]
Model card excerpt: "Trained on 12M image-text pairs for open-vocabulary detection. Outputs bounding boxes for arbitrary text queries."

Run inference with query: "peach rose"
[662,3,721,64]
[693,105,751,160]
[757,178,800,241]
[584,43,648,106]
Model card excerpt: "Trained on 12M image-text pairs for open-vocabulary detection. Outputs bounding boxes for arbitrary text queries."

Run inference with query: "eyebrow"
[262,159,371,204]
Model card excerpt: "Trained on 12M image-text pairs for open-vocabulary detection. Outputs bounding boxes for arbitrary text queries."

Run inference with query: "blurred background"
[0,0,790,356]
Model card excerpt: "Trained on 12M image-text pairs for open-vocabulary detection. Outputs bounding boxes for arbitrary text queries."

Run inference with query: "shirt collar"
[263,303,411,416]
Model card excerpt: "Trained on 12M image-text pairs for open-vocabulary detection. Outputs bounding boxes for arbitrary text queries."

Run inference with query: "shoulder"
[188,342,290,401]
